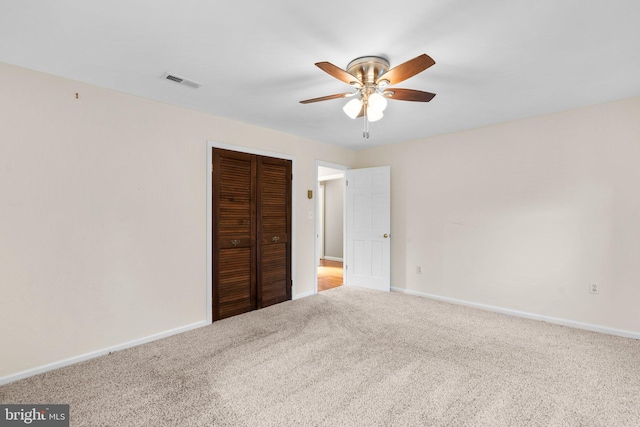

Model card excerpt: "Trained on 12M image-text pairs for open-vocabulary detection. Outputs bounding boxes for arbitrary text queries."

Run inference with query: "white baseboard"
[0,320,208,386]
[391,287,640,340]
[321,256,343,262]
[293,290,315,300]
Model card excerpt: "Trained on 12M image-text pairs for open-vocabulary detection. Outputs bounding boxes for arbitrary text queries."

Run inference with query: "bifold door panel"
[257,157,292,308]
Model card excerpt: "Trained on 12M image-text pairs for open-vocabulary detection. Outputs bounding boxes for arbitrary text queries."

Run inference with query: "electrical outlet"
[417,266,422,274]
[589,282,599,294]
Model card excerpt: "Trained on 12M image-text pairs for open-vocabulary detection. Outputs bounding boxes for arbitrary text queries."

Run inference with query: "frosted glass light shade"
[368,92,387,112]
[367,109,383,122]
[343,98,362,119]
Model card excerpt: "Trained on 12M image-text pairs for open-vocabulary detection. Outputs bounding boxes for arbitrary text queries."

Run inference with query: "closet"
[211,148,292,321]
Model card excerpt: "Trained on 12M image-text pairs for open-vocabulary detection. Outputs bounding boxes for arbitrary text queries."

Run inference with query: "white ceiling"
[1,1,639,150]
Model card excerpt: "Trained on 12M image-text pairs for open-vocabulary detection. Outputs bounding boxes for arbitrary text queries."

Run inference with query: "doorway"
[316,162,347,293]
[207,141,296,324]
[211,148,292,320]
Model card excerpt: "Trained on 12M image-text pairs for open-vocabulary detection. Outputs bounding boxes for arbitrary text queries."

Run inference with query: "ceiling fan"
[300,54,436,138]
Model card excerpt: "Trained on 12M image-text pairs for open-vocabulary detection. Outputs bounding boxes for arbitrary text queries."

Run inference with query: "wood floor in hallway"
[318,259,343,292]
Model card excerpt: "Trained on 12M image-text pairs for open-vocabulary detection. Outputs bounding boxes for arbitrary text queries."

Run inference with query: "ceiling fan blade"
[376,54,435,85]
[299,93,353,104]
[383,88,436,102]
[315,62,362,86]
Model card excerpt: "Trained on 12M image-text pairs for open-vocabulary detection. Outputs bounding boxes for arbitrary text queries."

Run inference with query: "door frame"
[317,182,325,262]
[314,160,348,294]
[207,141,296,323]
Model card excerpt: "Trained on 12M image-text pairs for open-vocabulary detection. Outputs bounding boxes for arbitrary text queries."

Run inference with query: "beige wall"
[355,96,640,334]
[0,62,355,379]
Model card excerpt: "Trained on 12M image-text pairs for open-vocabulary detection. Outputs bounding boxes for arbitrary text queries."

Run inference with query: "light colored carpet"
[1,286,639,426]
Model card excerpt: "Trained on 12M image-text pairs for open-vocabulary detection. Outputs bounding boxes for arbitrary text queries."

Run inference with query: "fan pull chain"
[363,104,370,138]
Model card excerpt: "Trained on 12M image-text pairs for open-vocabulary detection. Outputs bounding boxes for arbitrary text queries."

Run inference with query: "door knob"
[383,234,389,238]
[272,236,280,242]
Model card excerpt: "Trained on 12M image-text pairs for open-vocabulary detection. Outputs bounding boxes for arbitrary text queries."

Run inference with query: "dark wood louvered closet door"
[257,156,292,308]
[212,149,257,320]
[212,148,291,321]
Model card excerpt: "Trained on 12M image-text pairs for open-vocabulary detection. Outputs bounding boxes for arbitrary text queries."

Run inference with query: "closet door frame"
[206,141,296,324]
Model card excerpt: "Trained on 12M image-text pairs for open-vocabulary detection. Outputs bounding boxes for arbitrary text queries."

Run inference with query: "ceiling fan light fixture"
[368,92,388,112]
[300,54,436,137]
[343,98,362,119]
[367,109,384,122]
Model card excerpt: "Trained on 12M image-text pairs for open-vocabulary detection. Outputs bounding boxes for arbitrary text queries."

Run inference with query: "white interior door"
[345,166,390,291]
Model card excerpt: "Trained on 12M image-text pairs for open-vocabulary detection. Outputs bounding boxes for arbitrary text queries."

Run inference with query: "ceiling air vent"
[161,72,202,89]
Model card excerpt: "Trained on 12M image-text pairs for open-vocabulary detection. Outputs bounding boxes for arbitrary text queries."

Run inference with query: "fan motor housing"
[346,56,390,84]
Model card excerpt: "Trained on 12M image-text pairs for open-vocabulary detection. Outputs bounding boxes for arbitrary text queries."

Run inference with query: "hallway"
[318,259,343,292]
